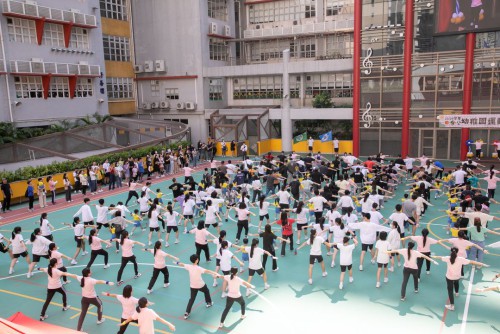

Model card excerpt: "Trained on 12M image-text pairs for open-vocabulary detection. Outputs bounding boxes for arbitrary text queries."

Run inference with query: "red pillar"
[68,75,77,99]
[460,33,476,160]
[352,0,362,156]
[401,0,414,157]
[63,22,74,48]
[34,18,46,45]
[41,74,51,99]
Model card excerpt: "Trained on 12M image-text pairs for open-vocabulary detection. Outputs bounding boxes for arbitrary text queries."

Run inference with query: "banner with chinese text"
[437,114,500,128]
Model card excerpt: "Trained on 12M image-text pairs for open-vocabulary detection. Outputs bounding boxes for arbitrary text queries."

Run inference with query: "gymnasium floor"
[0,164,499,334]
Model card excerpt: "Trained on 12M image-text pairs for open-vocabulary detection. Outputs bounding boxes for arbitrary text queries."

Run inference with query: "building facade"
[0,0,108,126]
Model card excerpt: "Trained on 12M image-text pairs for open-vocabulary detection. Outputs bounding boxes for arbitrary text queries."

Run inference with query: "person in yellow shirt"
[156,189,164,204]
[130,209,145,236]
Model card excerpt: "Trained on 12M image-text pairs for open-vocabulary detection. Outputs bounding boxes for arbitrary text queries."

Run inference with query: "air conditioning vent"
[144,61,154,72]
[155,60,166,72]
[176,102,185,110]
[134,64,144,73]
[142,102,151,110]
[185,102,196,111]
[210,22,217,34]
[224,25,231,36]
[150,102,159,109]
[160,101,170,109]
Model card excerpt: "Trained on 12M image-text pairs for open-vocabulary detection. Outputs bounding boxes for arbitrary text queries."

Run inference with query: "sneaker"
[183,229,187,234]
[105,244,111,249]
[235,239,240,244]
[164,283,170,288]
[117,280,124,286]
[130,232,134,236]
[241,314,246,320]
[221,292,227,298]
[322,271,327,277]
[384,277,389,283]
[272,267,279,272]
[445,304,455,311]
[389,266,394,272]
[349,277,354,283]
[327,252,333,256]
[62,280,71,285]
[40,315,48,321]
[296,240,301,245]
[239,267,244,273]
[97,318,105,325]
[264,283,270,290]
[213,281,218,287]
[82,251,88,256]
[455,292,459,297]
[426,271,430,275]
[184,313,189,319]
[8,268,13,275]
[376,282,380,288]
[339,283,343,290]
[308,279,312,285]
[359,265,363,271]
[414,289,419,294]
[330,262,335,268]
[165,242,170,247]
[397,262,401,267]
[175,239,179,244]
[148,241,152,246]
[219,323,225,328]
[246,290,251,297]
[370,259,375,264]
[134,273,141,279]
[206,302,213,308]
[103,264,110,269]
[147,289,152,294]
[62,305,71,311]
[401,297,406,301]
[27,272,32,278]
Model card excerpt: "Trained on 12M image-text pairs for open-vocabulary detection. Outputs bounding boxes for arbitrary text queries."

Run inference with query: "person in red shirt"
[273,212,295,256]
[363,157,377,172]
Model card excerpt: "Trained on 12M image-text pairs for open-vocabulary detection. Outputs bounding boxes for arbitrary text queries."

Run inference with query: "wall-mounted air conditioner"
[134,64,144,73]
[144,61,154,72]
[185,102,196,110]
[210,22,217,34]
[176,102,185,110]
[142,102,151,110]
[224,25,231,36]
[150,102,159,109]
[155,60,166,72]
[160,101,170,109]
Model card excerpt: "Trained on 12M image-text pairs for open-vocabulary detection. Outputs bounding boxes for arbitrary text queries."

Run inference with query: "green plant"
[312,92,333,108]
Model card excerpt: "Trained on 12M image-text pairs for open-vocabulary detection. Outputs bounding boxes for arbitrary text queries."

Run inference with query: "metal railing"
[243,19,354,39]
[9,60,100,76]
[2,0,97,27]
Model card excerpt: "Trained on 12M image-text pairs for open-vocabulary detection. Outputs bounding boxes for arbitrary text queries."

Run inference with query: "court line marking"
[460,266,475,334]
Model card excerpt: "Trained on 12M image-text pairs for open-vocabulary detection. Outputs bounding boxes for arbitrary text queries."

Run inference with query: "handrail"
[9,60,100,76]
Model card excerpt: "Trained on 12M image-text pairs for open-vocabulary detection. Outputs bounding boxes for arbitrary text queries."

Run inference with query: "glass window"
[75,78,94,98]
[209,78,223,101]
[165,88,179,100]
[100,0,128,21]
[103,35,130,61]
[14,76,43,99]
[106,77,134,99]
[208,0,228,21]
[43,23,64,47]
[7,17,36,44]
[209,38,228,61]
[233,76,299,99]
[249,0,317,24]
[48,77,70,98]
[70,27,90,50]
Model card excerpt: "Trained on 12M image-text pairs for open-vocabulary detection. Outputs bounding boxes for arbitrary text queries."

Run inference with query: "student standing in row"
[144,240,179,294]
[101,285,138,334]
[85,229,111,269]
[219,267,254,328]
[114,231,145,286]
[297,229,333,285]
[120,297,176,333]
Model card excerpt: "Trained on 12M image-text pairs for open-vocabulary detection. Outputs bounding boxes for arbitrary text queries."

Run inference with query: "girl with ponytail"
[258,195,271,232]
[101,285,139,334]
[403,228,439,280]
[39,212,54,241]
[274,211,295,256]
[164,203,182,246]
[243,238,275,295]
[85,228,112,269]
[9,226,31,276]
[112,230,145,286]
[38,258,77,321]
[219,241,244,298]
[76,267,115,331]
[297,229,334,285]
[457,217,500,267]
[329,218,348,268]
[439,230,486,275]
[120,297,176,332]
[48,242,72,283]
[292,201,310,244]
[28,227,52,278]
[190,220,216,262]
[387,241,437,301]
[143,240,179,294]
[432,247,488,311]
[219,267,254,328]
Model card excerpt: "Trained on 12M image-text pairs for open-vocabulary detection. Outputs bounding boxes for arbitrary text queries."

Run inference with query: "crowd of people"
[0,144,499,332]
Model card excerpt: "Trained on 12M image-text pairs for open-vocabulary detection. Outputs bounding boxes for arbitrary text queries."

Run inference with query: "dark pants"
[2,196,11,211]
[147,267,169,290]
[58,266,68,282]
[185,284,212,314]
[118,317,137,334]
[251,189,261,203]
[28,196,34,210]
[281,235,293,256]
[41,287,67,316]
[488,189,495,199]
[117,256,138,281]
[446,278,459,305]
[51,190,56,204]
[109,174,116,190]
[65,188,72,202]
[195,242,210,261]
[124,191,139,206]
[77,296,103,331]
[87,249,109,268]
[417,252,431,278]
[221,296,245,323]
[236,220,249,241]
[401,267,419,298]
[263,249,278,270]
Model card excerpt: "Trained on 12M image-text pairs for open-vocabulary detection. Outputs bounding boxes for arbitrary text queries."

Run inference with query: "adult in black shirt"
[169,178,184,199]
[460,185,475,212]
[1,178,12,212]
[289,176,301,202]
[472,191,489,207]
[277,151,287,164]
[310,168,323,185]
[256,224,286,271]
[303,154,314,171]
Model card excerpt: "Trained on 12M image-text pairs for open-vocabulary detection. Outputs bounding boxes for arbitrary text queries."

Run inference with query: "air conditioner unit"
[134,64,144,73]
[25,0,37,5]
[255,25,261,29]
[185,102,196,110]
[142,102,151,110]
[144,60,154,72]
[160,101,169,109]
[210,22,217,34]
[224,25,231,36]
[176,102,185,110]
[70,8,81,13]
[293,20,299,25]
[155,60,166,72]
[150,102,159,109]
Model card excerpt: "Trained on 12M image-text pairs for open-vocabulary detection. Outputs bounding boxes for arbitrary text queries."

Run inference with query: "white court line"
[460,266,475,334]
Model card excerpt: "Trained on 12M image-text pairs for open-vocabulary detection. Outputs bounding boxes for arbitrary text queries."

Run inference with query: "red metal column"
[34,17,46,45]
[401,0,414,157]
[460,33,476,160]
[352,0,362,156]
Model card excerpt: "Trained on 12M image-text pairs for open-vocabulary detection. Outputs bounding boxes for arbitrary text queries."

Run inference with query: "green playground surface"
[0,167,499,334]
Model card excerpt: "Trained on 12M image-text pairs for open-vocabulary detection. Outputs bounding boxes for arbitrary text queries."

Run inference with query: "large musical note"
[362,48,373,75]
[361,102,373,128]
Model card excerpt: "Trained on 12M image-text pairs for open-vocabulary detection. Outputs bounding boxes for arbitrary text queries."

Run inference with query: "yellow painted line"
[70,305,93,319]
[0,289,171,334]
[426,215,499,257]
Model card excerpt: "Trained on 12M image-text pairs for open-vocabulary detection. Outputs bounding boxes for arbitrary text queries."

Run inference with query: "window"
[305,73,353,98]
[7,18,36,44]
[209,78,223,101]
[248,0,316,24]
[75,78,94,97]
[151,80,160,97]
[43,23,64,47]
[209,38,228,61]
[299,39,316,58]
[326,33,354,58]
[14,76,43,99]
[100,0,128,21]
[233,76,300,99]
[70,27,90,49]
[248,37,316,62]
[165,88,179,100]
[208,0,228,21]
[107,77,134,99]
[48,77,69,98]
[326,0,354,16]
[103,35,130,61]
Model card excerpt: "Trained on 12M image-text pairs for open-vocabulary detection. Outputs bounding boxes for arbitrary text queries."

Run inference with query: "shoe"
[97,318,105,325]
[134,273,141,279]
[165,242,170,247]
[130,232,134,236]
[349,277,354,283]
[376,282,380,288]
[82,251,88,255]
[264,283,270,290]
[40,315,48,321]
[147,289,152,294]
[115,249,120,253]
[389,266,394,272]
[246,289,251,297]
[241,314,246,320]
[330,262,335,268]
[184,313,189,319]
[401,297,406,301]
[103,264,110,269]
[213,281,218,287]
[397,262,401,267]
[322,272,327,277]
[148,241,152,246]
[105,244,111,249]
[414,289,419,294]
[183,229,187,234]
[63,305,71,311]
[308,279,312,285]
[371,259,375,264]
[384,277,389,283]
[8,268,13,275]
[445,304,455,311]
[219,323,224,328]
[426,271,430,275]
[339,283,343,290]
[235,239,239,244]
[62,280,71,285]
[296,240,301,245]
[221,292,227,298]
[206,302,213,308]
[175,239,179,244]
[455,292,459,297]
[27,273,32,278]
[327,252,333,256]
[273,267,279,272]
[359,265,363,271]
[239,267,244,273]
[117,280,124,286]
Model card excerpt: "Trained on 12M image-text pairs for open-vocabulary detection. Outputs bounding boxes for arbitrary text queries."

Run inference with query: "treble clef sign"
[361,102,373,128]
[362,48,373,75]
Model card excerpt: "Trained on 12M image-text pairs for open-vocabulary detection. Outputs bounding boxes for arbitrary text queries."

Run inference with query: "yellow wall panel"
[258,139,353,155]
[108,101,136,115]
[101,18,131,37]
[105,61,135,77]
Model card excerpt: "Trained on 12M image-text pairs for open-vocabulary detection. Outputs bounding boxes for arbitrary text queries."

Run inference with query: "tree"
[312,92,333,108]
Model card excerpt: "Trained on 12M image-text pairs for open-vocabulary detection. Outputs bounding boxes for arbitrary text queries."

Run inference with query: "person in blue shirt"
[26,179,35,212]
[434,160,444,179]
